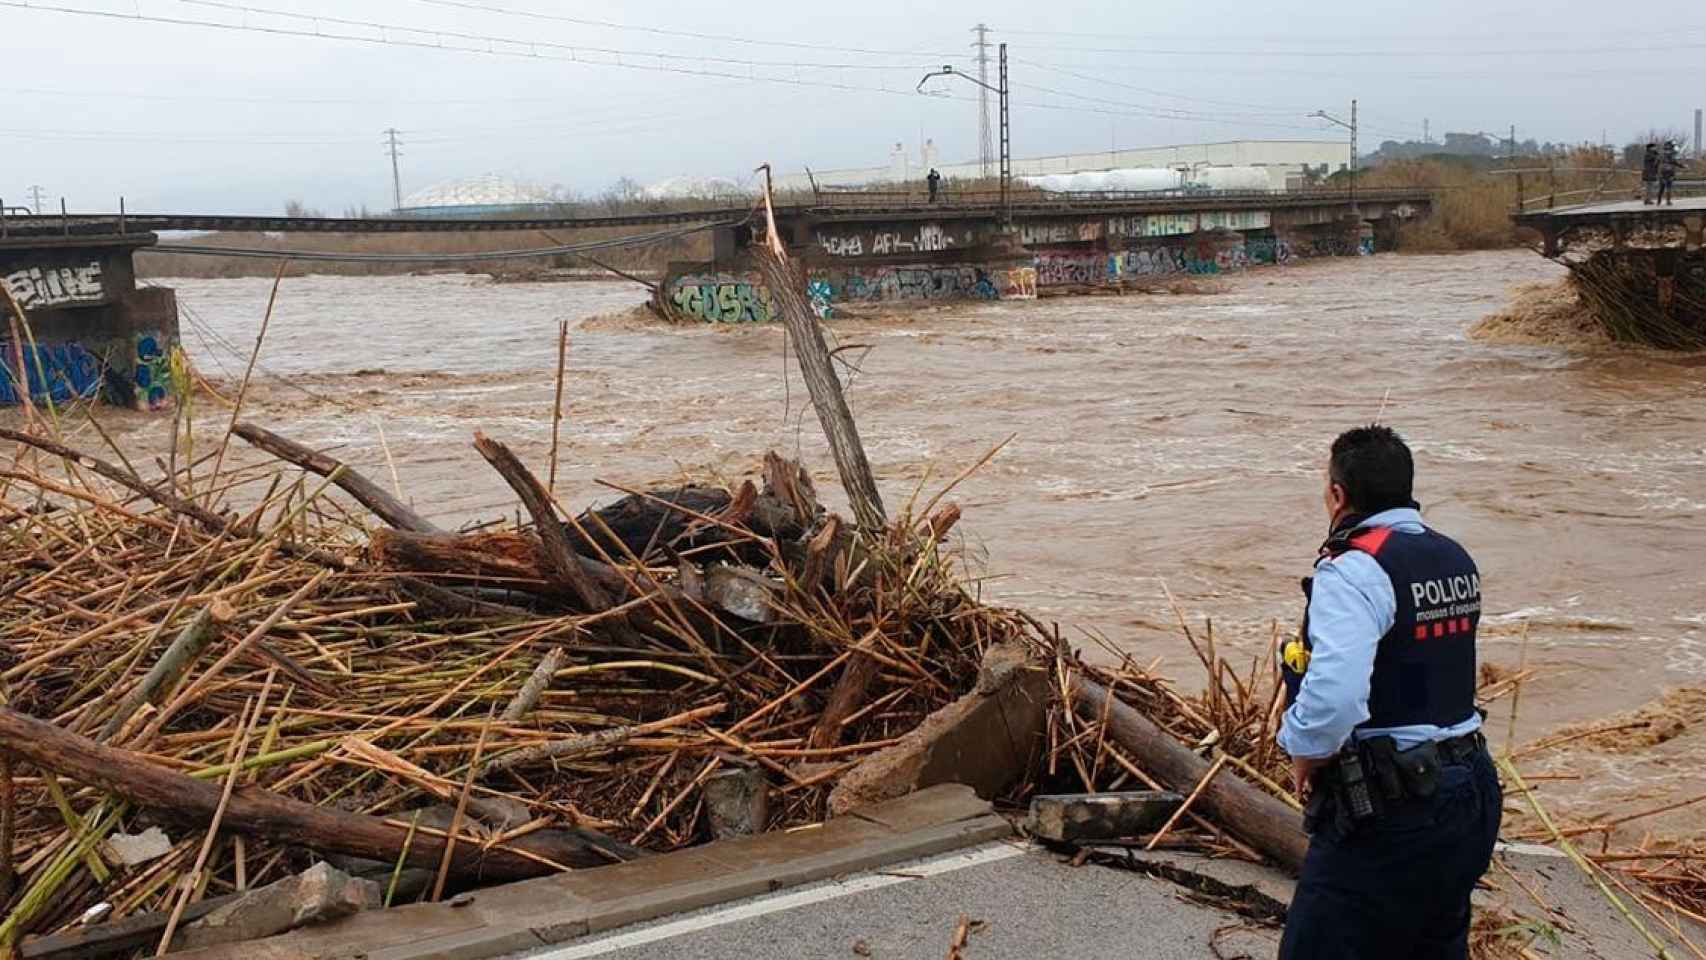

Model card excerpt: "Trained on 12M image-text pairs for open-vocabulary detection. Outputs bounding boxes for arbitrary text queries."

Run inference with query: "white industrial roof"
[402,174,554,209]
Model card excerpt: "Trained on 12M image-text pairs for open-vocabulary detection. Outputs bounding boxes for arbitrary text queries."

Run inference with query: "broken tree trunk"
[1071,677,1308,873]
[232,422,439,534]
[472,432,623,620]
[751,245,886,533]
[0,706,614,880]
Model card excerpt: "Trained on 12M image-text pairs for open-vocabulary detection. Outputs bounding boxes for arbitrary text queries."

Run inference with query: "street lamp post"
[1309,99,1358,217]
[918,42,1010,227]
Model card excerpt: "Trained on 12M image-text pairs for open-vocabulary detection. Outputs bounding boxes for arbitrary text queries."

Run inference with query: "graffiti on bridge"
[670,276,779,323]
[840,265,997,302]
[1305,236,1375,258]
[1035,253,1109,287]
[807,280,834,319]
[134,333,177,411]
[1245,238,1294,265]
[1019,220,1104,245]
[816,223,965,258]
[2,262,104,310]
[871,223,955,256]
[0,340,102,405]
[1003,267,1038,300]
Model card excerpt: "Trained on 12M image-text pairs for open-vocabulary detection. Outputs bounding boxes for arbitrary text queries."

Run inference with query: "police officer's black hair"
[1329,425,1414,514]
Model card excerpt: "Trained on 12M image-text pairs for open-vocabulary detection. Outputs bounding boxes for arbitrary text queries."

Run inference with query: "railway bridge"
[0,186,1430,406]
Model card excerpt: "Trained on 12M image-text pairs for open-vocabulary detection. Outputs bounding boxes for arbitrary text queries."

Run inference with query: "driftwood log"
[0,706,623,881]
[1072,677,1309,873]
[233,422,437,534]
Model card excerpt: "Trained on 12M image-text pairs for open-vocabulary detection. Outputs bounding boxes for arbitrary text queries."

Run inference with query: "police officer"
[1277,426,1502,960]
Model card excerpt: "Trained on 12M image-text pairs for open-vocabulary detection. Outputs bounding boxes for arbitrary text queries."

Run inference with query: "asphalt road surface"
[516,841,1278,960]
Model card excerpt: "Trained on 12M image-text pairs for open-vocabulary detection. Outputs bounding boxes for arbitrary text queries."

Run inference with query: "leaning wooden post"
[750,164,887,533]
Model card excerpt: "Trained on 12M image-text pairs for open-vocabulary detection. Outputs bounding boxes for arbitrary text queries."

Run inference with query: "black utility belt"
[1305,731,1485,832]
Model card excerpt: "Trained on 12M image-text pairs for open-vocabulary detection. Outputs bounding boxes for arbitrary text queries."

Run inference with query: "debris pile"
[0,416,1045,953]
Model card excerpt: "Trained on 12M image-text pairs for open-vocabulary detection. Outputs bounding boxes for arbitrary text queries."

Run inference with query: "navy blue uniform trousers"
[1279,748,1502,960]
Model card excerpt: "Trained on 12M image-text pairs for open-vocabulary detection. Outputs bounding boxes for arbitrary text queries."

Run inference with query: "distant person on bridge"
[1642,142,1661,205]
[1277,426,1501,960]
[926,168,942,203]
[1659,141,1680,206]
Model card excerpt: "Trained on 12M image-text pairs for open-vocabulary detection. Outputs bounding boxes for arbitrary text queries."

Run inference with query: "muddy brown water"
[12,251,1706,824]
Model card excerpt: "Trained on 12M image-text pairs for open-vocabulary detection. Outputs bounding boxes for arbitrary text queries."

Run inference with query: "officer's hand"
[1291,756,1329,800]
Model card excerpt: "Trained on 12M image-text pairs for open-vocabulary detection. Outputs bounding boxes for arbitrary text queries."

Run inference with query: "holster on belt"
[1303,736,1455,835]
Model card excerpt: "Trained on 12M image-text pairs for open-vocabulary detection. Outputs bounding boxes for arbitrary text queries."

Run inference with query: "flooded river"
[34,252,1706,759]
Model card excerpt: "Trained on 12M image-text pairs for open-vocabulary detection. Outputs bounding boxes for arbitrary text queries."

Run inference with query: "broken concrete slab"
[704,766,768,839]
[174,862,380,951]
[165,785,1008,960]
[828,652,1049,814]
[103,826,172,866]
[1026,791,1184,843]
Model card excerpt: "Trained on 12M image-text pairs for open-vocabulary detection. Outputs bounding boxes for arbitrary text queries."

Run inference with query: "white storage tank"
[1019,167,1183,193]
[1184,166,1274,192]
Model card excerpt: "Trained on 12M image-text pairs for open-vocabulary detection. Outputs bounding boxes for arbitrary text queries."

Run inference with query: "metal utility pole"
[919,43,1012,227]
[972,24,994,180]
[1423,118,1430,144]
[384,128,404,212]
[1508,124,1517,161]
[25,184,46,215]
[1308,100,1358,216]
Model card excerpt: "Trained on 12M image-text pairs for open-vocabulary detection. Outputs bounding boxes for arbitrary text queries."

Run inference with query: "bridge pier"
[1,227,180,410]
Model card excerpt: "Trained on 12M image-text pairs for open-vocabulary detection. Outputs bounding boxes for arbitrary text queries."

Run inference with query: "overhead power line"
[168,0,926,72]
[3,2,1367,142]
[394,0,960,59]
[992,38,1706,57]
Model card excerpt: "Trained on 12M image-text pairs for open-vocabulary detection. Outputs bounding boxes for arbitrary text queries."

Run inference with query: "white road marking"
[534,841,1031,959]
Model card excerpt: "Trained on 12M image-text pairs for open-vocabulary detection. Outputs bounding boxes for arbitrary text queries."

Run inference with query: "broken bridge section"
[0,220,180,409]
[1513,195,1706,348]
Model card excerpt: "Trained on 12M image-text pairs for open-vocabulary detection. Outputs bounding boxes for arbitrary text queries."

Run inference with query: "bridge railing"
[808,185,1429,214]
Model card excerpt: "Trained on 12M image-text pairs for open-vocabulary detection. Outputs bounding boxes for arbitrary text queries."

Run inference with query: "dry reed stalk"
[157,682,268,955]
[204,261,283,509]
[432,708,493,902]
[1145,754,1229,851]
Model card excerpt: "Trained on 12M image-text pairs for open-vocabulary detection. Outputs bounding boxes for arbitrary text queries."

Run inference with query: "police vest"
[1287,523,1482,730]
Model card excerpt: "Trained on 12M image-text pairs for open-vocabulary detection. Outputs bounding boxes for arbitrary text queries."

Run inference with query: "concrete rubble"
[174,862,380,952]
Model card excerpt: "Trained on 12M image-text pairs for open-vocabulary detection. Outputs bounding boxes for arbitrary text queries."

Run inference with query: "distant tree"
[598,177,644,214]
[341,204,373,219]
[283,199,325,218]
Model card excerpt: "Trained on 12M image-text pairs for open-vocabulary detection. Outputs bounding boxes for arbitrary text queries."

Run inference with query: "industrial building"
[772,139,1350,193]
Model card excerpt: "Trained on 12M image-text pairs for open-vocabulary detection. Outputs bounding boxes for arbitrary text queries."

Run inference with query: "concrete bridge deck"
[1512,194,1706,256]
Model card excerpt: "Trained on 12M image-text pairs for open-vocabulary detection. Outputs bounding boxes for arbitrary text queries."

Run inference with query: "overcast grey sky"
[4,0,1702,213]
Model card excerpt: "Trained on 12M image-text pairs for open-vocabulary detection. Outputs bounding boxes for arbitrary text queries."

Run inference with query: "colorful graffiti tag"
[1,261,104,310]
[838,265,997,302]
[0,341,103,405]
[807,279,835,319]
[1035,253,1109,287]
[1002,266,1038,300]
[134,333,176,410]
[1245,238,1294,265]
[669,276,778,323]
[1019,220,1104,245]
